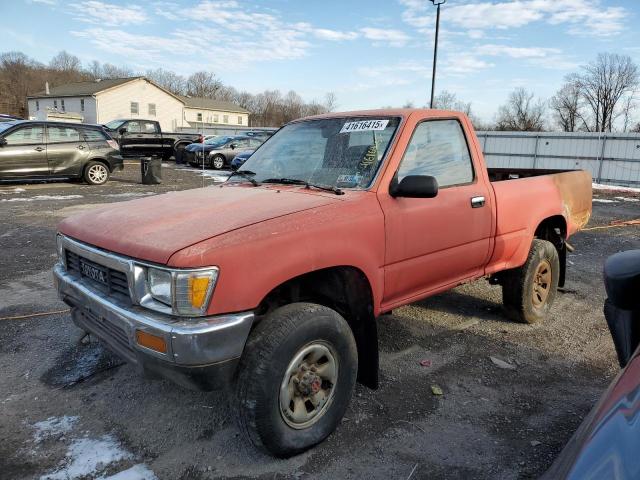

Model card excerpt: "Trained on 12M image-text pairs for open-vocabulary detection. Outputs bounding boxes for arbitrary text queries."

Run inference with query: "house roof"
[178,95,250,114]
[28,77,141,98]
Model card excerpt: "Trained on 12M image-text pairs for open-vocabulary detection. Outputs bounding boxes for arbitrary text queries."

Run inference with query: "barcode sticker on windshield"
[340,119,389,133]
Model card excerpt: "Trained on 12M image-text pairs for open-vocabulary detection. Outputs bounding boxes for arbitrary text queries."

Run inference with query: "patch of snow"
[0,187,26,195]
[33,416,78,442]
[98,464,158,480]
[2,195,83,202]
[102,192,155,198]
[614,196,640,202]
[40,435,133,480]
[593,198,617,204]
[593,183,640,193]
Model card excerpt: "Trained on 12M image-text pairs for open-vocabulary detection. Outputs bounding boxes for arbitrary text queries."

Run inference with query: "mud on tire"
[502,239,560,324]
[233,302,358,457]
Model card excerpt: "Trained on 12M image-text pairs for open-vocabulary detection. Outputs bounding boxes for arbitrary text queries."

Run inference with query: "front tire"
[174,144,185,164]
[84,161,110,185]
[502,239,560,324]
[211,154,225,170]
[234,303,357,457]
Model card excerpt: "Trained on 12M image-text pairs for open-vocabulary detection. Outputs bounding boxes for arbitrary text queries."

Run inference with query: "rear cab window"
[398,119,474,188]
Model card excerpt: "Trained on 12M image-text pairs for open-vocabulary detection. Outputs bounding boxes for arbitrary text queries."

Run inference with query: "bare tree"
[186,71,222,98]
[99,63,135,79]
[495,88,546,131]
[550,81,582,132]
[146,68,186,95]
[618,91,637,132]
[0,52,42,117]
[574,53,639,132]
[49,51,82,72]
[324,92,337,112]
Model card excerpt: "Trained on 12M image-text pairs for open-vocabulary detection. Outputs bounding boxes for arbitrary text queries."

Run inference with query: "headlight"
[138,265,219,317]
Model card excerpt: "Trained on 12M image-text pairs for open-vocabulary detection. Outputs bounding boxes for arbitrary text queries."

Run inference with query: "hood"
[186,143,215,152]
[58,185,340,264]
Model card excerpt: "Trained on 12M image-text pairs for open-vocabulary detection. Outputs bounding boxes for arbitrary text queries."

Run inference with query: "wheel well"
[534,215,567,287]
[256,266,379,389]
[84,158,110,173]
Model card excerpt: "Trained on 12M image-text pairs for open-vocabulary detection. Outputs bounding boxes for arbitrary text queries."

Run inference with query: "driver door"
[0,124,47,178]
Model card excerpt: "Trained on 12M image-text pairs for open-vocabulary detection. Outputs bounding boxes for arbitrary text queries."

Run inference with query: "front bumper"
[54,262,254,391]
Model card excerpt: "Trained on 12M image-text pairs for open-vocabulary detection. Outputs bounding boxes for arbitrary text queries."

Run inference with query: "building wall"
[183,107,248,127]
[95,78,184,132]
[27,96,96,123]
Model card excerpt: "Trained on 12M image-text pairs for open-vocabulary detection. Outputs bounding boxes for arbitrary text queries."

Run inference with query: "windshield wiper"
[262,178,344,195]
[227,169,259,186]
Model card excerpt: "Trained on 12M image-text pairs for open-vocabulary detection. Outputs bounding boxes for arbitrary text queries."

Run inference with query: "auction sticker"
[340,119,389,133]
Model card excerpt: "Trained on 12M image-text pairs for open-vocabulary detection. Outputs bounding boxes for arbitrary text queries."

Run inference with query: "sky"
[3,0,640,122]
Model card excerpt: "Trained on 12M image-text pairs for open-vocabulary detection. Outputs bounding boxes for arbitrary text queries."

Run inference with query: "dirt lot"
[1,162,639,480]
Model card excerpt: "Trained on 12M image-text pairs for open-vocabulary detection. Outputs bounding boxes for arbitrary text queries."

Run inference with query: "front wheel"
[84,161,110,185]
[234,303,357,457]
[211,154,225,170]
[502,239,560,324]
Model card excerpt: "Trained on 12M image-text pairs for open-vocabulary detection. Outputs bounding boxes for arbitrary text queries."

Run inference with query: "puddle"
[40,341,124,388]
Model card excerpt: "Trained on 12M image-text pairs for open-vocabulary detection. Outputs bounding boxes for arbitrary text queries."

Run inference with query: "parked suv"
[185,135,263,169]
[0,121,123,185]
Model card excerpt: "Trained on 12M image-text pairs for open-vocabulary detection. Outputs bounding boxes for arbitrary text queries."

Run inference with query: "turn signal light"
[189,276,211,309]
[135,330,167,354]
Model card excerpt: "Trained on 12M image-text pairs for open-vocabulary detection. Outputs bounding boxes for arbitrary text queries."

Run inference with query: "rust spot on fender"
[552,170,593,234]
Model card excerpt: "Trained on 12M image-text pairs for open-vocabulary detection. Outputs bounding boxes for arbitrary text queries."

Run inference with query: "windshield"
[104,120,126,130]
[205,136,231,146]
[0,122,17,133]
[237,116,400,189]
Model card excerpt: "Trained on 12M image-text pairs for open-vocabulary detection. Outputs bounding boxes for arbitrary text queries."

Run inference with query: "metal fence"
[476,131,640,187]
[177,125,278,136]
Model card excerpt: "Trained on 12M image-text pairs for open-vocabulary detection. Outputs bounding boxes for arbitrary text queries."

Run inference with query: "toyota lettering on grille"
[79,260,108,286]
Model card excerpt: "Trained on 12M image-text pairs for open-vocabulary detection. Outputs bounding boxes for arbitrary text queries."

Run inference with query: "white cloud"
[312,28,359,41]
[399,0,627,37]
[475,44,561,59]
[360,27,410,47]
[69,1,148,27]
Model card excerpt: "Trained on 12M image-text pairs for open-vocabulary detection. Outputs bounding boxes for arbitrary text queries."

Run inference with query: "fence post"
[532,134,540,169]
[596,134,608,184]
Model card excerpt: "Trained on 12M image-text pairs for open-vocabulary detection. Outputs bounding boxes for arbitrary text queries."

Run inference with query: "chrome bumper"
[54,262,254,390]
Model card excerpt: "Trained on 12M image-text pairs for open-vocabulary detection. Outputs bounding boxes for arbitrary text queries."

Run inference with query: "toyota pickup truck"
[54,109,592,457]
[103,119,202,161]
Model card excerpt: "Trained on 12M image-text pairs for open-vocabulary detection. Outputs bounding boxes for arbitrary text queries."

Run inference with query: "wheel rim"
[213,157,224,169]
[532,259,552,307]
[88,164,107,183]
[279,342,338,430]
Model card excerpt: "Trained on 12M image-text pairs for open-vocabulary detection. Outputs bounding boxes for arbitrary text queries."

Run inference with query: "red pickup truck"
[54,109,592,457]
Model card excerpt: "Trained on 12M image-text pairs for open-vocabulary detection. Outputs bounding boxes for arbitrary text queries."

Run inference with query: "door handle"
[136,135,144,137]
[471,196,485,208]
[77,145,85,150]
[34,146,44,152]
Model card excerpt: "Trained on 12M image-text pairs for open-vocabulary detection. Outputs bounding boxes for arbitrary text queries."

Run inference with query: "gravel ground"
[1,163,639,480]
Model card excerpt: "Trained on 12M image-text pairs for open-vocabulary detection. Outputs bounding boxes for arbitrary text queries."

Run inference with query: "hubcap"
[279,342,338,429]
[532,259,552,307]
[88,164,107,183]
[213,157,224,169]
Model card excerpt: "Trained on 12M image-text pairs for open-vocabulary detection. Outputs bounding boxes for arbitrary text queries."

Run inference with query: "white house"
[27,77,250,131]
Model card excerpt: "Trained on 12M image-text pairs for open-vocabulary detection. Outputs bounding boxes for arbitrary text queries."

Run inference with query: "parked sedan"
[185,135,263,169]
[542,249,640,480]
[0,120,123,185]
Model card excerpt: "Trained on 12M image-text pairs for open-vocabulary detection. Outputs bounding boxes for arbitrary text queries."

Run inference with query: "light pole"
[429,0,445,109]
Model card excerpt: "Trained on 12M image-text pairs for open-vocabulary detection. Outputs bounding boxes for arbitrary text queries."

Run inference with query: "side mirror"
[118,127,127,135]
[0,138,6,147]
[603,250,640,367]
[230,144,237,150]
[389,174,438,198]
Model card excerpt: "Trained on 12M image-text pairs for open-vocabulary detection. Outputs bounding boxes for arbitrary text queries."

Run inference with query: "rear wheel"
[234,303,357,457]
[502,239,560,324]
[84,161,110,185]
[174,144,185,164]
[211,154,225,170]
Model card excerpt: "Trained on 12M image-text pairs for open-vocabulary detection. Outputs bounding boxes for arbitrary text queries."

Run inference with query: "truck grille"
[66,250,131,303]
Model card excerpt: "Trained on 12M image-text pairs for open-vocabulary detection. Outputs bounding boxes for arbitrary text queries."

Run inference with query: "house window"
[197,112,203,122]
[80,99,85,112]
[54,100,58,109]
[237,116,243,125]
[61,99,65,111]
[223,115,229,124]
[213,114,219,123]
[130,102,139,115]
[148,103,156,116]
[35,101,39,111]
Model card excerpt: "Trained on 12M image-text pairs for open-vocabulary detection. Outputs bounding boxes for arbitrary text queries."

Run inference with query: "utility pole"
[430,0,445,109]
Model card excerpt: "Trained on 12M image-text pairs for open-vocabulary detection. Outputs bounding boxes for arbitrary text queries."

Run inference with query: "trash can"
[141,156,162,185]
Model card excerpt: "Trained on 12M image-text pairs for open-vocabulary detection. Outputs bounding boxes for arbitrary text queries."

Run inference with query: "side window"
[47,126,81,143]
[127,121,141,133]
[397,120,474,188]
[4,126,44,145]
[81,128,108,141]
[130,102,139,114]
[250,138,262,148]
[236,138,250,148]
[148,103,156,116]
[197,112,203,122]
[223,115,229,124]
[142,122,158,133]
